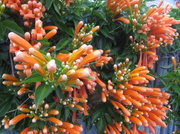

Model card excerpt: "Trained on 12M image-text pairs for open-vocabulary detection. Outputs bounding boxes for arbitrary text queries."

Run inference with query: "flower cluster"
[6,0,45,26]
[1,14,112,133]
[100,59,170,133]
[107,0,180,68]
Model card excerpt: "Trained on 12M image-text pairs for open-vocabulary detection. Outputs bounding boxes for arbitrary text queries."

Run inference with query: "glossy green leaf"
[0,22,5,40]
[2,20,24,36]
[56,38,71,51]
[93,10,107,22]
[0,100,11,117]
[54,58,64,68]
[161,64,173,69]
[91,110,102,123]
[53,2,60,15]
[35,83,53,107]
[96,117,106,134]
[46,0,54,10]
[63,107,70,121]
[35,38,50,45]
[104,113,113,125]
[21,73,45,83]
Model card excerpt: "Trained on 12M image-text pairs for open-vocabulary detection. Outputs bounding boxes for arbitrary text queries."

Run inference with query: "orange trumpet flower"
[45,117,63,126]
[8,32,32,51]
[9,114,30,126]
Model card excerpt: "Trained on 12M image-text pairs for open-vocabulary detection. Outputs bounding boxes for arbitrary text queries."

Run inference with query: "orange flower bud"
[48,110,59,115]
[44,29,57,39]
[19,108,30,113]
[114,17,130,24]
[83,35,93,43]
[74,104,84,111]
[20,127,30,134]
[172,57,177,70]
[2,74,19,82]
[8,32,32,51]
[17,87,28,95]
[9,114,30,125]
[90,26,99,32]
[74,21,84,38]
[29,48,47,62]
[45,117,62,126]
[61,122,74,128]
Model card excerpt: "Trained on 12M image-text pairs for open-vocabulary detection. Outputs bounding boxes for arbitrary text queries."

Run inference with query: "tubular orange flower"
[17,87,28,95]
[56,74,67,84]
[107,124,116,134]
[43,125,48,133]
[129,116,142,126]
[61,122,74,128]
[29,48,47,62]
[83,35,93,43]
[70,68,90,79]
[20,127,30,134]
[16,51,39,66]
[45,117,62,126]
[2,74,19,82]
[32,116,39,123]
[148,112,167,127]
[73,125,83,132]
[2,81,14,85]
[66,128,81,134]
[9,114,30,125]
[68,44,88,65]
[8,32,32,51]
[113,101,131,116]
[122,125,131,134]
[78,50,102,68]
[90,26,100,32]
[74,21,84,38]
[172,56,177,70]
[48,110,59,115]
[43,26,58,30]
[114,17,130,24]
[44,29,57,39]
[34,63,46,77]
[56,53,71,62]
[74,104,84,111]
[19,107,30,113]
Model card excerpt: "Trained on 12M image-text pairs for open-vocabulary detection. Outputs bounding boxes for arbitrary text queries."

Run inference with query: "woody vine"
[0,0,180,134]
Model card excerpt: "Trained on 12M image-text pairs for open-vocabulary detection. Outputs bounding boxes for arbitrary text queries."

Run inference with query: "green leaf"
[35,83,53,107]
[53,2,60,15]
[65,27,74,37]
[0,22,5,40]
[104,113,113,125]
[161,64,173,69]
[63,107,71,121]
[21,72,45,83]
[172,84,180,94]
[96,117,106,134]
[55,88,65,100]
[35,38,50,45]
[54,58,63,68]
[91,110,102,123]
[56,38,71,51]
[0,100,11,117]
[100,27,113,40]
[2,20,24,36]
[93,10,107,22]
[46,0,54,10]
